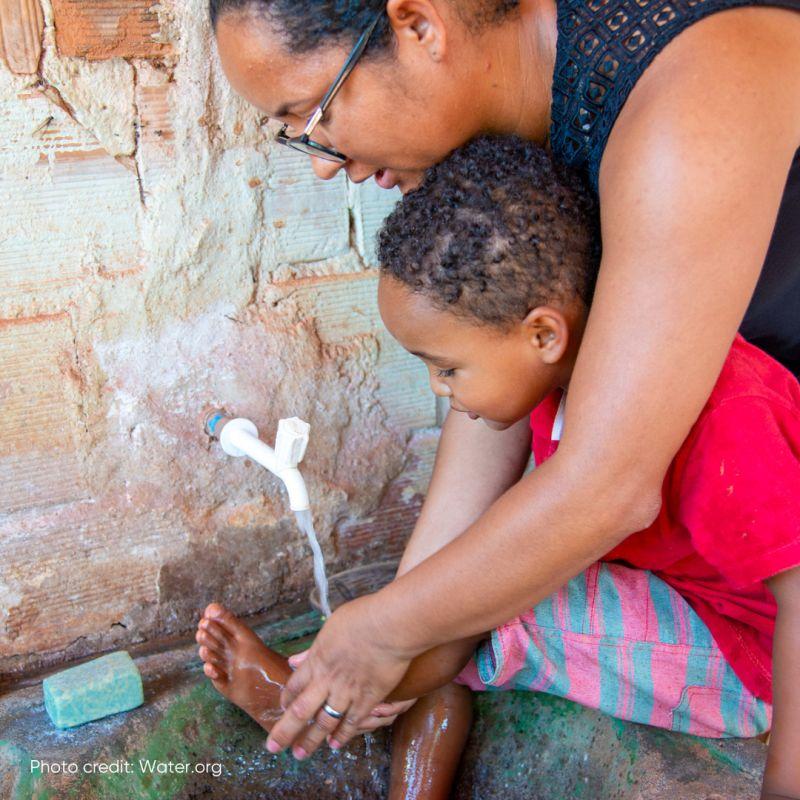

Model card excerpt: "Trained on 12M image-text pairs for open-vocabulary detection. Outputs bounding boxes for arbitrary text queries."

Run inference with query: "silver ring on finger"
[322,702,345,720]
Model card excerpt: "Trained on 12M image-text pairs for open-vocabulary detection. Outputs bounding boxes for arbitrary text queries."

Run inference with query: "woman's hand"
[266,593,415,759]
[286,649,418,737]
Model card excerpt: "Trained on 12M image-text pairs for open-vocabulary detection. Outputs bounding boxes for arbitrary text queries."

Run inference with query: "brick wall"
[0,0,438,680]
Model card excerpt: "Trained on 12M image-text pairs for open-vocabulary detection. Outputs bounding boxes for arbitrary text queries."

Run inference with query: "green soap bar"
[43,651,144,729]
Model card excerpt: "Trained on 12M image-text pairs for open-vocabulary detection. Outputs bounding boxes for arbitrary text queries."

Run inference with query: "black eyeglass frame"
[275,12,384,163]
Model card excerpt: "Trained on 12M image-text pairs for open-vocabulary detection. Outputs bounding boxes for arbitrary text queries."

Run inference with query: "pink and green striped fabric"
[455,562,771,738]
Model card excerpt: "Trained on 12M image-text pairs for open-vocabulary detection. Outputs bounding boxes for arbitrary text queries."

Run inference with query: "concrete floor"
[0,612,767,800]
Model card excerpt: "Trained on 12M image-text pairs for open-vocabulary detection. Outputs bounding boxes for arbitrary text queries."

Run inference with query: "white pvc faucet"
[206,412,311,512]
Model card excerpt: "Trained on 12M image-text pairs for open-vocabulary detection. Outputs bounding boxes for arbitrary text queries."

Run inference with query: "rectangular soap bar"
[43,651,144,729]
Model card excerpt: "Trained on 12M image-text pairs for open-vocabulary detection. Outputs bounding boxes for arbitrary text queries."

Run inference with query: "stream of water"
[294,508,332,618]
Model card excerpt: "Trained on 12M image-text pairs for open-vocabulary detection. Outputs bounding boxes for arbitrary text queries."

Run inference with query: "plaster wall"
[0,0,438,681]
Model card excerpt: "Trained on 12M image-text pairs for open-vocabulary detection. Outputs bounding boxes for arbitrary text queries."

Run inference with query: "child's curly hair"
[378,136,601,329]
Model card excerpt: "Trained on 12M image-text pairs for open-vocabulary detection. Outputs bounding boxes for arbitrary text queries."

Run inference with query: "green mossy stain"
[470,693,610,800]
[0,741,55,800]
[13,680,257,800]
[698,736,756,773]
[609,717,641,786]
[273,633,317,658]
[82,682,230,800]
[646,726,753,775]
[2,611,764,800]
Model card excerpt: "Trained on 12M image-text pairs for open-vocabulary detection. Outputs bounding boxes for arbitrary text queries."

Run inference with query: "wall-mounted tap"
[205,410,310,512]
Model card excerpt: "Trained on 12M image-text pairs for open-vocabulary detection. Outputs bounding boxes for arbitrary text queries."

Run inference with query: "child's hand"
[347,698,419,736]
[370,698,418,718]
[287,649,310,670]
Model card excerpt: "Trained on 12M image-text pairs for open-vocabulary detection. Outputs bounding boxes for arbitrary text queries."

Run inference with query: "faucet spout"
[205,411,311,512]
[277,466,310,513]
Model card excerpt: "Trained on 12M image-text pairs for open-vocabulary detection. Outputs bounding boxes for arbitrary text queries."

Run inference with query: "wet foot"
[195,603,293,732]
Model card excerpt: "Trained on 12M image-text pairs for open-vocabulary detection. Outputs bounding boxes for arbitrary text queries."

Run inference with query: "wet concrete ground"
[1,612,767,799]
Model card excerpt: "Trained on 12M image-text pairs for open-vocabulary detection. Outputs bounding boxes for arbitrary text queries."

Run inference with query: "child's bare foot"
[195,603,293,732]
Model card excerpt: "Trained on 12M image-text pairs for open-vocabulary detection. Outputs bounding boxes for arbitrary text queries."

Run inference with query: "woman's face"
[214,5,484,193]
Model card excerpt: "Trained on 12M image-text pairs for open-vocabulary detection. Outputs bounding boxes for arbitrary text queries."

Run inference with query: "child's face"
[378,276,580,431]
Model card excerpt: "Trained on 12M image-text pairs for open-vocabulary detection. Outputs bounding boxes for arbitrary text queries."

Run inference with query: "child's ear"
[522,306,570,364]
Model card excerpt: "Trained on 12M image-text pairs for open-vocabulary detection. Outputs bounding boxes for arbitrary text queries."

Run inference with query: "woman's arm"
[377,5,800,650]
[386,411,530,701]
[763,566,800,800]
[267,8,800,753]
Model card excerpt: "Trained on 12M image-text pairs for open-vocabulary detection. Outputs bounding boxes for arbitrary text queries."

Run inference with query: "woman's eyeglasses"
[276,12,383,164]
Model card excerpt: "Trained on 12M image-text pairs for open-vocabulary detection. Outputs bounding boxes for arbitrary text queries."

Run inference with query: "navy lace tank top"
[549,0,800,375]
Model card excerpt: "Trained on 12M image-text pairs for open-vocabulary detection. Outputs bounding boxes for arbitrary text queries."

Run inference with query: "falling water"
[294,508,332,618]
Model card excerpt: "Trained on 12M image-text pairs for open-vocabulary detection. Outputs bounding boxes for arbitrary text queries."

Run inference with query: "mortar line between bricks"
[269,268,379,290]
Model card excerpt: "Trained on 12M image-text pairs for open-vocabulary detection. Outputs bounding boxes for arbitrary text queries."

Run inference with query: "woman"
[207,0,800,795]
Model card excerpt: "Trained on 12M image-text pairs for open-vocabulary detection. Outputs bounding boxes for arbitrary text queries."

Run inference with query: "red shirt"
[531,335,800,702]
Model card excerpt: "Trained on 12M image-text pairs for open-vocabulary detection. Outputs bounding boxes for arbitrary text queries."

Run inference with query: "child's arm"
[396,411,531,575]
[384,413,529,703]
[762,566,800,800]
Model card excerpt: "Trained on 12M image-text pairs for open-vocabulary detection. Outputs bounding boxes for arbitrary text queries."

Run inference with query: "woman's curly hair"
[209,1,520,56]
[378,135,601,329]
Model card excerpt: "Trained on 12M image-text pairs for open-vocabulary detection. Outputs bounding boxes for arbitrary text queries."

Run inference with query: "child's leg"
[389,682,473,800]
[198,607,476,798]
[386,638,480,799]
[457,562,772,739]
[388,635,485,701]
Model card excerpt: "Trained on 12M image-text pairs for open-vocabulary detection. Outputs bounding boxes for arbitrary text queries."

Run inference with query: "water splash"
[363,733,383,794]
[294,508,332,618]
[257,708,284,725]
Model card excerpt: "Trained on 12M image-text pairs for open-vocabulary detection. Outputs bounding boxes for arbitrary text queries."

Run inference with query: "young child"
[197,136,800,798]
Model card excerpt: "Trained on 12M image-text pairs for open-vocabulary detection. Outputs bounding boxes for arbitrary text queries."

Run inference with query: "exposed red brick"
[0,311,66,330]
[337,484,422,562]
[137,81,173,143]
[0,0,43,74]
[135,76,174,192]
[51,0,171,60]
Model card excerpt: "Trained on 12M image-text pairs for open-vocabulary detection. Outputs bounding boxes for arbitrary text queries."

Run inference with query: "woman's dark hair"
[209,1,520,56]
[378,136,602,329]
